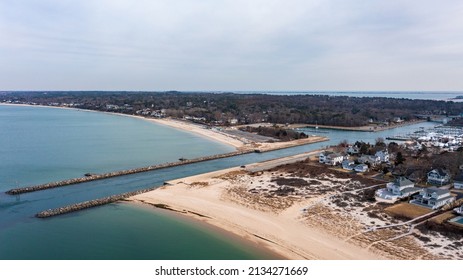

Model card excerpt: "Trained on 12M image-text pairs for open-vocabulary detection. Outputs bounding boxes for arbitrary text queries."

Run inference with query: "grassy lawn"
[385,202,432,219]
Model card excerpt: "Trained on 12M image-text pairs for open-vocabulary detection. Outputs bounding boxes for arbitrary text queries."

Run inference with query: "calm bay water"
[234,91,463,101]
[0,105,234,189]
[0,104,438,259]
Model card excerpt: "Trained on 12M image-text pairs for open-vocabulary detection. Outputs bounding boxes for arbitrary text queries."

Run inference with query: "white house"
[453,171,463,189]
[427,168,450,186]
[410,187,455,209]
[354,164,368,173]
[375,150,390,163]
[375,177,420,202]
[319,151,343,166]
[454,205,463,215]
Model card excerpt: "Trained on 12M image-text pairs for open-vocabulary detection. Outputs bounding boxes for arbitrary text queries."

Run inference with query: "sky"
[0,0,462,91]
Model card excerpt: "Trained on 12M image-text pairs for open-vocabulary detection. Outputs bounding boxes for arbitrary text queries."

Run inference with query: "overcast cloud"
[0,0,462,91]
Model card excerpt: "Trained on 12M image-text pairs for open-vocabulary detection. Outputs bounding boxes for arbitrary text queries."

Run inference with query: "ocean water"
[0,105,234,190]
[0,203,274,260]
[0,104,439,259]
[233,91,463,101]
[0,105,271,260]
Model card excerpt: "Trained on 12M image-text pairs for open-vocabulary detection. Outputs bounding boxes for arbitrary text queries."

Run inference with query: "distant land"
[2,91,463,127]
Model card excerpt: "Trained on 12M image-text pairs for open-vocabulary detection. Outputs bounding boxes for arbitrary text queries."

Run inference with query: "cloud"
[0,0,462,90]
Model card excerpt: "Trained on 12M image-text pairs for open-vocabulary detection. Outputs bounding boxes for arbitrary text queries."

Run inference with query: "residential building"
[454,205,463,215]
[410,187,455,209]
[354,164,368,173]
[347,145,360,155]
[358,154,381,166]
[342,159,355,171]
[375,150,390,163]
[375,177,420,201]
[319,151,343,166]
[427,168,450,186]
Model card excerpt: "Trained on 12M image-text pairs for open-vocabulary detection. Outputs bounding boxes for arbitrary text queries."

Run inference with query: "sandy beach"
[129,154,384,260]
[1,103,328,152]
[148,118,245,149]
[129,150,462,260]
[147,118,330,152]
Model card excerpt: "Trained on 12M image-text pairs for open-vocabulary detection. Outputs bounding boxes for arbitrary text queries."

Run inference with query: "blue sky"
[1,0,462,91]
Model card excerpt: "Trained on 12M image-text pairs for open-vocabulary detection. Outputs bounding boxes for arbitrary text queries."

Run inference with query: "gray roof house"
[410,187,455,209]
[427,168,450,186]
[375,177,421,202]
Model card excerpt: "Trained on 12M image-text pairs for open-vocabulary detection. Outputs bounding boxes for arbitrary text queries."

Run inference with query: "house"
[410,187,455,209]
[375,150,390,163]
[342,159,355,170]
[354,164,368,173]
[427,168,450,186]
[229,118,238,125]
[347,145,360,155]
[319,151,343,166]
[358,154,381,166]
[375,177,421,201]
[453,171,463,189]
[454,205,463,215]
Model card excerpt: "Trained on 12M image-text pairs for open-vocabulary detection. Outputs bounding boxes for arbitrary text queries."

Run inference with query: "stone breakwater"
[6,136,328,195]
[6,150,253,195]
[36,187,157,218]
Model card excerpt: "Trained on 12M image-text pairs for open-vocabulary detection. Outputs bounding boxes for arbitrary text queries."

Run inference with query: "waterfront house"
[410,187,455,209]
[354,164,368,173]
[319,151,343,166]
[453,171,463,189]
[375,177,420,201]
[427,168,450,186]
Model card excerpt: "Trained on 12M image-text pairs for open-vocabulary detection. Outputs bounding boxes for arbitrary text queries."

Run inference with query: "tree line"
[2,91,462,127]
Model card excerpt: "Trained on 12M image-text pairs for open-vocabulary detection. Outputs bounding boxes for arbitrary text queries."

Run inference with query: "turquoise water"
[0,104,439,259]
[0,105,270,260]
[0,105,234,189]
[0,203,273,260]
[453,217,463,224]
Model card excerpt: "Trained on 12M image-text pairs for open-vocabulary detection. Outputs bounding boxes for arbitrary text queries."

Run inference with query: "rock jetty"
[6,150,252,195]
[7,135,328,195]
[36,187,157,218]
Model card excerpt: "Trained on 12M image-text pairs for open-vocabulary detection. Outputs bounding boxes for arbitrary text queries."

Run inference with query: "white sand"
[129,166,383,260]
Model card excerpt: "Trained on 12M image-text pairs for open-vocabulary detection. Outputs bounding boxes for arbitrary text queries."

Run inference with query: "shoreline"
[0,103,327,151]
[128,156,384,260]
[288,119,427,132]
[126,200,285,260]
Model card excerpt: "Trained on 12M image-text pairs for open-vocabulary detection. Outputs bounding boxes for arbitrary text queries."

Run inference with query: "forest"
[2,91,462,127]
